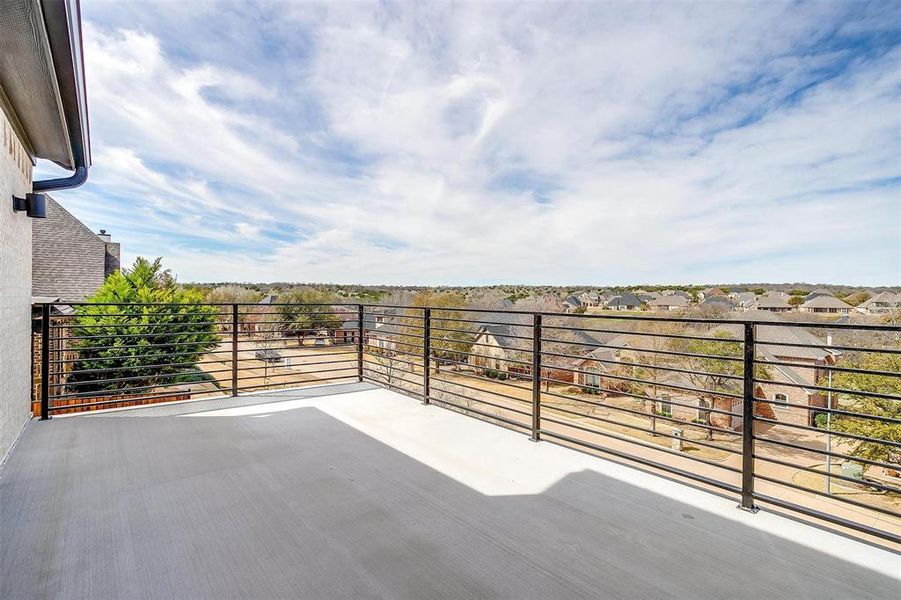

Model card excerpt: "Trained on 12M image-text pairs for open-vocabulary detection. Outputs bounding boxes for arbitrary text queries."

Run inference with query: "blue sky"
[40,1,901,285]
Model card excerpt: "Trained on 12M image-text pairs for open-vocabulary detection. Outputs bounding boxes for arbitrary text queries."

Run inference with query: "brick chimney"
[98,229,121,277]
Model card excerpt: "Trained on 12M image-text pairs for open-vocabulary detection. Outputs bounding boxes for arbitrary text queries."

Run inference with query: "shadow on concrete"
[1,400,896,599]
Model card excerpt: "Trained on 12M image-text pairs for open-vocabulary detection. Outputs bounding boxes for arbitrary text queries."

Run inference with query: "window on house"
[773,393,788,407]
[584,368,601,389]
[657,395,673,416]
[697,399,710,423]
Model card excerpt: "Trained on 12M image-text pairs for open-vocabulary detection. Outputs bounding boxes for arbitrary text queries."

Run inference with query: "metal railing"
[32,302,901,544]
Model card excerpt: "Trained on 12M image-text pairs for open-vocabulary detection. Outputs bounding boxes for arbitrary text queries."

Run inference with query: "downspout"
[32,163,88,192]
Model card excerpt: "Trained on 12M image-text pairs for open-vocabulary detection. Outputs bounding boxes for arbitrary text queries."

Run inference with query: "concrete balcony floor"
[1,383,897,599]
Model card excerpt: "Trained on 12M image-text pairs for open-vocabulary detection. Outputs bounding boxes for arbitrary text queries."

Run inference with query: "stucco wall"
[0,111,34,462]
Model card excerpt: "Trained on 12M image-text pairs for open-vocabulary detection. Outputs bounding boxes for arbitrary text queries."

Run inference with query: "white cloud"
[43,1,901,286]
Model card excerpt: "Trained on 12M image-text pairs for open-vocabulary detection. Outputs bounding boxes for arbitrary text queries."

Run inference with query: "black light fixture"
[12,193,47,218]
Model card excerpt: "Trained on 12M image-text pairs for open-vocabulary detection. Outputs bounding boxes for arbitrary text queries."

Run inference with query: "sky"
[39,1,901,286]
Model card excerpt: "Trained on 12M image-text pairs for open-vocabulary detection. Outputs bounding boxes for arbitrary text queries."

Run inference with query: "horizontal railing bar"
[540,362,744,398]
[361,368,423,388]
[752,398,901,424]
[429,334,533,353]
[539,384,742,419]
[752,378,901,402]
[753,437,899,471]
[425,383,532,417]
[540,349,744,381]
[38,302,901,331]
[425,360,533,392]
[420,314,533,328]
[753,416,901,448]
[364,338,421,353]
[752,474,901,519]
[235,357,356,369]
[753,454,901,495]
[541,403,741,455]
[234,366,358,382]
[542,389,741,435]
[362,344,422,360]
[49,339,225,354]
[49,377,222,400]
[241,329,354,337]
[430,376,532,407]
[541,323,743,344]
[50,368,233,392]
[753,339,901,355]
[432,346,534,368]
[359,377,423,399]
[361,358,422,375]
[425,324,481,337]
[361,356,421,370]
[52,358,236,377]
[753,358,901,379]
[752,493,901,545]
[542,336,745,362]
[51,321,231,330]
[755,320,901,332]
[50,365,232,390]
[49,347,237,365]
[236,350,358,360]
[51,329,221,342]
[428,396,530,430]
[48,302,359,307]
[234,374,358,394]
[539,423,741,474]
[363,317,425,331]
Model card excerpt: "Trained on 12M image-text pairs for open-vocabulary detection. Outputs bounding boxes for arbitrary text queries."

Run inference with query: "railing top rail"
[31,301,901,332]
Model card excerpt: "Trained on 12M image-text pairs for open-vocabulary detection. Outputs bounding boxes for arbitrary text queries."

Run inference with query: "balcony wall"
[0,109,33,461]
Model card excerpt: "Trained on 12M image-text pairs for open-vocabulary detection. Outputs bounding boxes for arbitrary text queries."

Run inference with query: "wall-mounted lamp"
[12,193,47,218]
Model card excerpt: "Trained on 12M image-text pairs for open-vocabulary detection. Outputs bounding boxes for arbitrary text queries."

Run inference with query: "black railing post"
[231,303,239,396]
[40,303,51,420]
[739,321,758,512]
[531,313,542,441]
[357,304,364,382]
[422,307,431,405]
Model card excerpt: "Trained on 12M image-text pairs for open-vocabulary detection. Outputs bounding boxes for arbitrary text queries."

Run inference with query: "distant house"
[731,292,756,311]
[858,291,901,314]
[578,291,601,307]
[563,295,583,312]
[723,311,840,427]
[647,295,689,311]
[32,196,120,300]
[571,334,633,389]
[752,292,793,313]
[804,289,835,302]
[699,296,734,311]
[698,287,726,301]
[606,293,642,311]
[799,295,852,314]
[665,290,692,300]
[468,314,533,375]
[334,319,361,345]
[366,308,400,352]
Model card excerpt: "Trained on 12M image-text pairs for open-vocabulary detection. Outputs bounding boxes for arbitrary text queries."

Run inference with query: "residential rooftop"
[1,383,897,599]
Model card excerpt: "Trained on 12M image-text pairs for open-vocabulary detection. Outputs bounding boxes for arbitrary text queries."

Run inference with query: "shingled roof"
[32,196,120,301]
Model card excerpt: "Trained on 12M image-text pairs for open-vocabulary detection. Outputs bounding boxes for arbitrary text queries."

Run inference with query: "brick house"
[799,295,852,315]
